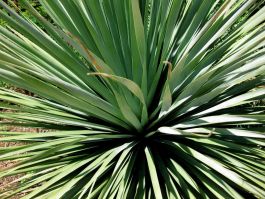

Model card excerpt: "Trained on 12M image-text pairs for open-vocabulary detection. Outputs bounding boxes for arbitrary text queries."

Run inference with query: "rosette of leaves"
[0,0,265,198]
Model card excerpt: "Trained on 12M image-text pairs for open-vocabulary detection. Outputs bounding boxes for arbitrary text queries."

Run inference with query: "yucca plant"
[0,0,265,198]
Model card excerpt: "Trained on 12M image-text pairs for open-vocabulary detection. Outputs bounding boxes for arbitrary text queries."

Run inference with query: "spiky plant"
[0,0,265,198]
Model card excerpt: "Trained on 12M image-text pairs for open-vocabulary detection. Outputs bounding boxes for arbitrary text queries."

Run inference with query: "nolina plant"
[0,0,265,198]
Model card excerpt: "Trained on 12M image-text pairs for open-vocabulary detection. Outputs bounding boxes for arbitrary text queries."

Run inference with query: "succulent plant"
[0,0,264,198]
